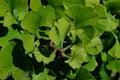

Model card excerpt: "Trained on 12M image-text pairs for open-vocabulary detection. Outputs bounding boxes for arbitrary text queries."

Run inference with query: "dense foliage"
[0,0,120,80]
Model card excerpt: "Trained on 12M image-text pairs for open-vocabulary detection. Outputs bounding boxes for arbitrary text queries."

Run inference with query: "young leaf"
[32,68,56,80]
[55,17,71,42]
[106,59,120,73]
[3,12,16,26]
[65,46,86,69]
[38,6,56,27]
[34,49,55,64]
[21,11,41,34]
[12,68,31,80]
[85,37,103,55]
[49,27,60,46]
[66,4,98,27]
[30,0,42,11]
[76,26,94,46]
[0,27,21,47]
[83,56,98,71]
[0,0,9,16]
[0,42,16,79]
[108,40,120,58]
[21,31,35,54]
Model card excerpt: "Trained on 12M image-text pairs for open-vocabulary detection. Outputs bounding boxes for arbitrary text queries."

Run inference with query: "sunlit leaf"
[0,0,9,16]
[21,11,41,34]
[66,4,98,27]
[49,27,60,46]
[21,31,35,54]
[85,37,103,55]
[32,68,56,80]
[65,46,86,69]
[12,68,30,80]
[106,59,120,73]
[77,26,94,46]
[3,12,16,26]
[0,42,16,79]
[0,27,21,47]
[55,17,71,42]
[83,56,98,71]
[34,48,55,64]
[38,6,56,27]
[30,0,42,11]
[108,40,120,58]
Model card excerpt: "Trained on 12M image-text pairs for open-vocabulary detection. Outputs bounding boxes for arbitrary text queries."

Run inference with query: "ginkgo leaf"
[8,0,28,11]
[30,0,42,11]
[32,68,56,80]
[85,0,100,7]
[85,37,103,55]
[34,49,55,64]
[65,46,86,69]
[49,27,60,46]
[0,0,9,16]
[3,12,16,26]
[108,40,120,58]
[0,27,21,47]
[21,11,41,34]
[21,31,35,54]
[38,6,56,27]
[66,4,98,27]
[106,59,120,73]
[83,56,98,71]
[12,68,31,80]
[55,17,71,42]
[75,67,95,80]
[0,42,16,79]
[76,26,94,46]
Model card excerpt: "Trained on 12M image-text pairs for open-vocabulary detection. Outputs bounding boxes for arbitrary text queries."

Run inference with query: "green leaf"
[32,68,56,80]
[34,47,55,64]
[8,0,28,11]
[0,42,16,79]
[13,9,26,21]
[21,31,35,54]
[0,27,21,47]
[21,11,41,34]
[66,4,98,27]
[99,63,111,80]
[98,13,119,31]
[12,68,31,80]
[38,6,56,27]
[85,37,103,55]
[76,26,94,46]
[85,0,100,7]
[30,0,42,11]
[75,67,95,80]
[3,12,16,26]
[108,40,120,58]
[55,17,71,42]
[64,0,85,5]
[48,0,64,17]
[0,0,9,16]
[49,27,60,46]
[83,56,98,71]
[101,52,107,62]
[65,46,86,69]
[94,4,107,18]
[106,59,120,73]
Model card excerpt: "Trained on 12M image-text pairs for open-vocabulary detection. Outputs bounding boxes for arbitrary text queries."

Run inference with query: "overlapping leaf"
[65,46,86,69]
[21,11,41,34]
[0,42,16,79]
